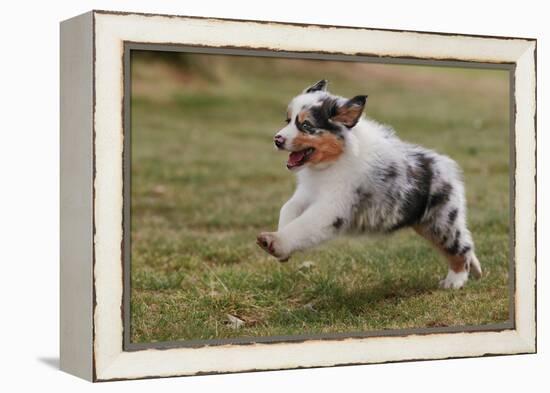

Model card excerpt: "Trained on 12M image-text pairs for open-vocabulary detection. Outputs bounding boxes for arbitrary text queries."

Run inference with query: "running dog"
[256,80,482,289]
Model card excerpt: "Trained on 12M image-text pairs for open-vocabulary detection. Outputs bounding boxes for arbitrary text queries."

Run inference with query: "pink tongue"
[288,150,306,166]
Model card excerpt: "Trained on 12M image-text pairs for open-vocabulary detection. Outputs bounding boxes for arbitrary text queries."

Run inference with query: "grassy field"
[130,52,510,344]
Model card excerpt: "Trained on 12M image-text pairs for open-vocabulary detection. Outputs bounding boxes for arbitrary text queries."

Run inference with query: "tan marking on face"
[413,226,467,273]
[293,132,345,164]
[297,110,308,123]
[332,105,362,127]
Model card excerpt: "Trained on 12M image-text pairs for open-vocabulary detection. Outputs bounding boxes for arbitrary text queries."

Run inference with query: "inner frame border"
[122,42,517,352]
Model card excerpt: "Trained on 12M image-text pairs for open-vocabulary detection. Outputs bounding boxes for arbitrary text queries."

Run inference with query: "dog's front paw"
[256,232,290,262]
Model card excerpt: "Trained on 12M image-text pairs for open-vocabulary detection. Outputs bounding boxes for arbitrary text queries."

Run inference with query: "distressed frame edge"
[89,11,537,382]
[59,10,95,382]
[91,8,537,42]
[97,331,535,381]
[512,40,537,353]
[97,350,537,383]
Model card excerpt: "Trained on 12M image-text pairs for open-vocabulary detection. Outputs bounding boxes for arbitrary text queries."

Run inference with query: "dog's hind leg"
[412,157,482,289]
[414,221,482,290]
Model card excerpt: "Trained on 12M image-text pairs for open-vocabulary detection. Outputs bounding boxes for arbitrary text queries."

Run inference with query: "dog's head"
[274,80,367,171]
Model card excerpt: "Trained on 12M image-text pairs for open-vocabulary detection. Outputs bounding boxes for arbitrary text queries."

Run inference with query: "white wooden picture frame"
[60,10,536,381]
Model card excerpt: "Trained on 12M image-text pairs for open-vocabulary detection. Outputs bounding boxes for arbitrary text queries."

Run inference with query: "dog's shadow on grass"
[311,279,437,315]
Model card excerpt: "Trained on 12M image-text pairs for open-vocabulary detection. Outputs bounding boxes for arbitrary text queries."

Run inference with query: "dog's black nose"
[274,135,286,149]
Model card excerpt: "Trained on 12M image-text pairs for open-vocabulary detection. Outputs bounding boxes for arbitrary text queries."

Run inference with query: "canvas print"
[129,50,510,344]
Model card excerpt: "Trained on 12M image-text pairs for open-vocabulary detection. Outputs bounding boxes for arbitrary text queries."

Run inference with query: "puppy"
[256,80,482,289]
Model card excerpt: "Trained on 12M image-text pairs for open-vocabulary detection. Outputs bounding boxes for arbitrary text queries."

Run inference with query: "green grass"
[130,52,510,343]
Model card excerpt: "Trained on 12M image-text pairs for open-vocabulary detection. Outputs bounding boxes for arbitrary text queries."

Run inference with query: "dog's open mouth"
[287,147,315,169]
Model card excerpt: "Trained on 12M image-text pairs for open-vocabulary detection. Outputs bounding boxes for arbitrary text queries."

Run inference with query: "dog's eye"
[301,120,315,133]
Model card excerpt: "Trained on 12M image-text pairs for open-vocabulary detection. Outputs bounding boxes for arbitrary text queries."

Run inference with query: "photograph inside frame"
[127,48,512,346]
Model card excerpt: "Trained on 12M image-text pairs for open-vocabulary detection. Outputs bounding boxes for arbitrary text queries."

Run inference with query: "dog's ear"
[331,95,368,128]
[304,79,328,93]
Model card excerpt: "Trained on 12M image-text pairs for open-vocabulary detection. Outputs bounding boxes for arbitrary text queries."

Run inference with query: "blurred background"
[130,50,510,344]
